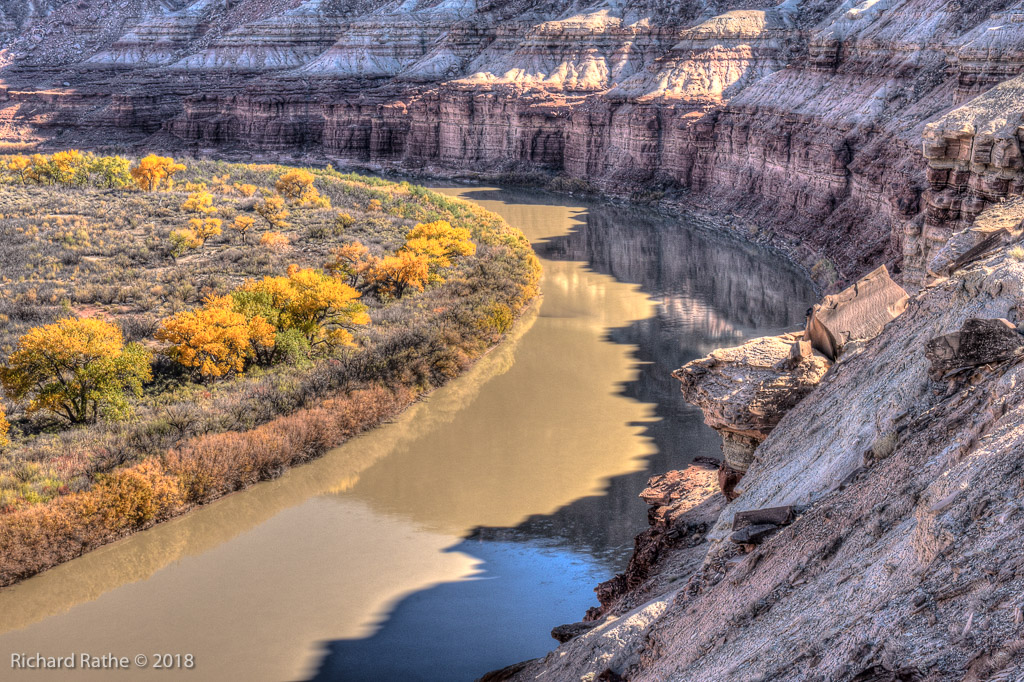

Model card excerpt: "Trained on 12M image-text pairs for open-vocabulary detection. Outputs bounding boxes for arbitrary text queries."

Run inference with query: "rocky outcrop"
[805,265,909,361]
[926,195,1024,281]
[674,332,831,497]
[914,66,1024,286]
[585,459,724,622]
[675,265,909,499]
[925,317,1024,380]
[503,202,1024,682]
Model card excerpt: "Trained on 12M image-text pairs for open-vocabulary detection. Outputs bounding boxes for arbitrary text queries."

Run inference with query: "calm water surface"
[0,188,815,681]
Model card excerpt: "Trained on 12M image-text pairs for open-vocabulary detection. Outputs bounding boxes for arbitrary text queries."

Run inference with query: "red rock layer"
[4,0,1024,284]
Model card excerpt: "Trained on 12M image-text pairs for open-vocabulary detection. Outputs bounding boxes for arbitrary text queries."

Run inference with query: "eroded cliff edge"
[486,204,1024,681]
[5,0,1024,285]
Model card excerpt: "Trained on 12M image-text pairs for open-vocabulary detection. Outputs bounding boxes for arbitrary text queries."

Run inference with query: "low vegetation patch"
[0,153,540,586]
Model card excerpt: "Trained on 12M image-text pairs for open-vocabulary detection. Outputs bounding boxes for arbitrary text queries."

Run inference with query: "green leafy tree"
[87,155,133,188]
[0,318,152,424]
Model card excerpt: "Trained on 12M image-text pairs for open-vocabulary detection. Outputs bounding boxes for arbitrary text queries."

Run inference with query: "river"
[0,187,815,681]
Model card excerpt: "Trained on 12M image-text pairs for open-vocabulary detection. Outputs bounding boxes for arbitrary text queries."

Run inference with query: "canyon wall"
[495,195,1024,682]
[3,0,1024,285]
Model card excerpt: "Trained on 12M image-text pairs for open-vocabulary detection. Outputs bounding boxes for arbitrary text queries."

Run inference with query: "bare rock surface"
[588,461,724,622]
[805,265,909,361]
[4,1,1024,285]
[926,317,1024,379]
[673,331,831,475]
[503,235,1024,682]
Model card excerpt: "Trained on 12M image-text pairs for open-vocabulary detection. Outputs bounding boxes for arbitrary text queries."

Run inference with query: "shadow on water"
[308,539,609,682]
[307,191,816,682]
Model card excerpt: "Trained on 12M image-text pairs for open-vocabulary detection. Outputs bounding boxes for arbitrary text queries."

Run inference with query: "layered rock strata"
[4,1,1024,285]
[503,193,1024,682]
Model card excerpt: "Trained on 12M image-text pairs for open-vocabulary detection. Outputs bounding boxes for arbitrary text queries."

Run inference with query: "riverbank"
[0,162,540,588]
[0,183,817,681]
[497,204,1024,680]
[167,151,832,293]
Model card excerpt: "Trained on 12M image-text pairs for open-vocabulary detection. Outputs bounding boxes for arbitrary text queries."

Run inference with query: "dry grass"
[0,160,541,585]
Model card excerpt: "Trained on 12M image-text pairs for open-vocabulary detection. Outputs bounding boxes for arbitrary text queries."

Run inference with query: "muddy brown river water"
[0,187,815,681]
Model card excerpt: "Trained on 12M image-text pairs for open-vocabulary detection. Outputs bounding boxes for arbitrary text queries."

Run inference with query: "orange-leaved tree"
[325,241,376,288]
[275,169,315,201]
[0,318,152,424]
[366,252,430,299]
[155,295,275,379]
[275,169,331,208]
[130,154,186,191]
[241,265,369,347]
[259,231,291,252]
[210,173,233,194]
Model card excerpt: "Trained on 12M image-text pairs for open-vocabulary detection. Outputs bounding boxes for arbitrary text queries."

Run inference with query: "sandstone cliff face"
[4,0,1024,286]
[500,200,1024,682]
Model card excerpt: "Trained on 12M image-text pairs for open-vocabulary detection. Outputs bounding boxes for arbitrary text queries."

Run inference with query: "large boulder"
[805,265,909,361]
[673,332,832,493]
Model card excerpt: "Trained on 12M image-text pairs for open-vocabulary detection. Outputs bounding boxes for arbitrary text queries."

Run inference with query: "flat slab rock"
[729,523,780,545]
[673,332,832,440]
[806,265,909,361]
[550,620,598,643]
[732,505,795,531]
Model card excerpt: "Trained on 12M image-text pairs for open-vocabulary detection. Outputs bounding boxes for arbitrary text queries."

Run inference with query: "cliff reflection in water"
[310,188,816,680]
[466,192,816,563]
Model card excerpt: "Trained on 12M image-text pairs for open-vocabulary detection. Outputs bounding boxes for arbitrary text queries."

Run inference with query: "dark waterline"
[0,187,815,682]
[307,187,815,681]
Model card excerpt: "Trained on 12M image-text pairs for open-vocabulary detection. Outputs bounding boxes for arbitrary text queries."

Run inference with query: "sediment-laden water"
[0,188,815,681]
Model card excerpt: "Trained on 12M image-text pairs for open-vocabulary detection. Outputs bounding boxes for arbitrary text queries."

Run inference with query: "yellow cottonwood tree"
[233,182,257,197]
[169,229,202,258]
[189,217,222,246]
[156,296,275,379]
[232,215,255,243]
[275,169,315,200]
[0,318,152,424]
[255,195,290,228]
[242,266,369,346]
[325,241,375,287]
[403,220,475,268]
[48,150,90,185]
[182,191,217,214]
[5,155,32,184]
[259,231,291,252]
[0,404,9,449]
[367,252,430,299]
[130,154,186,191]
